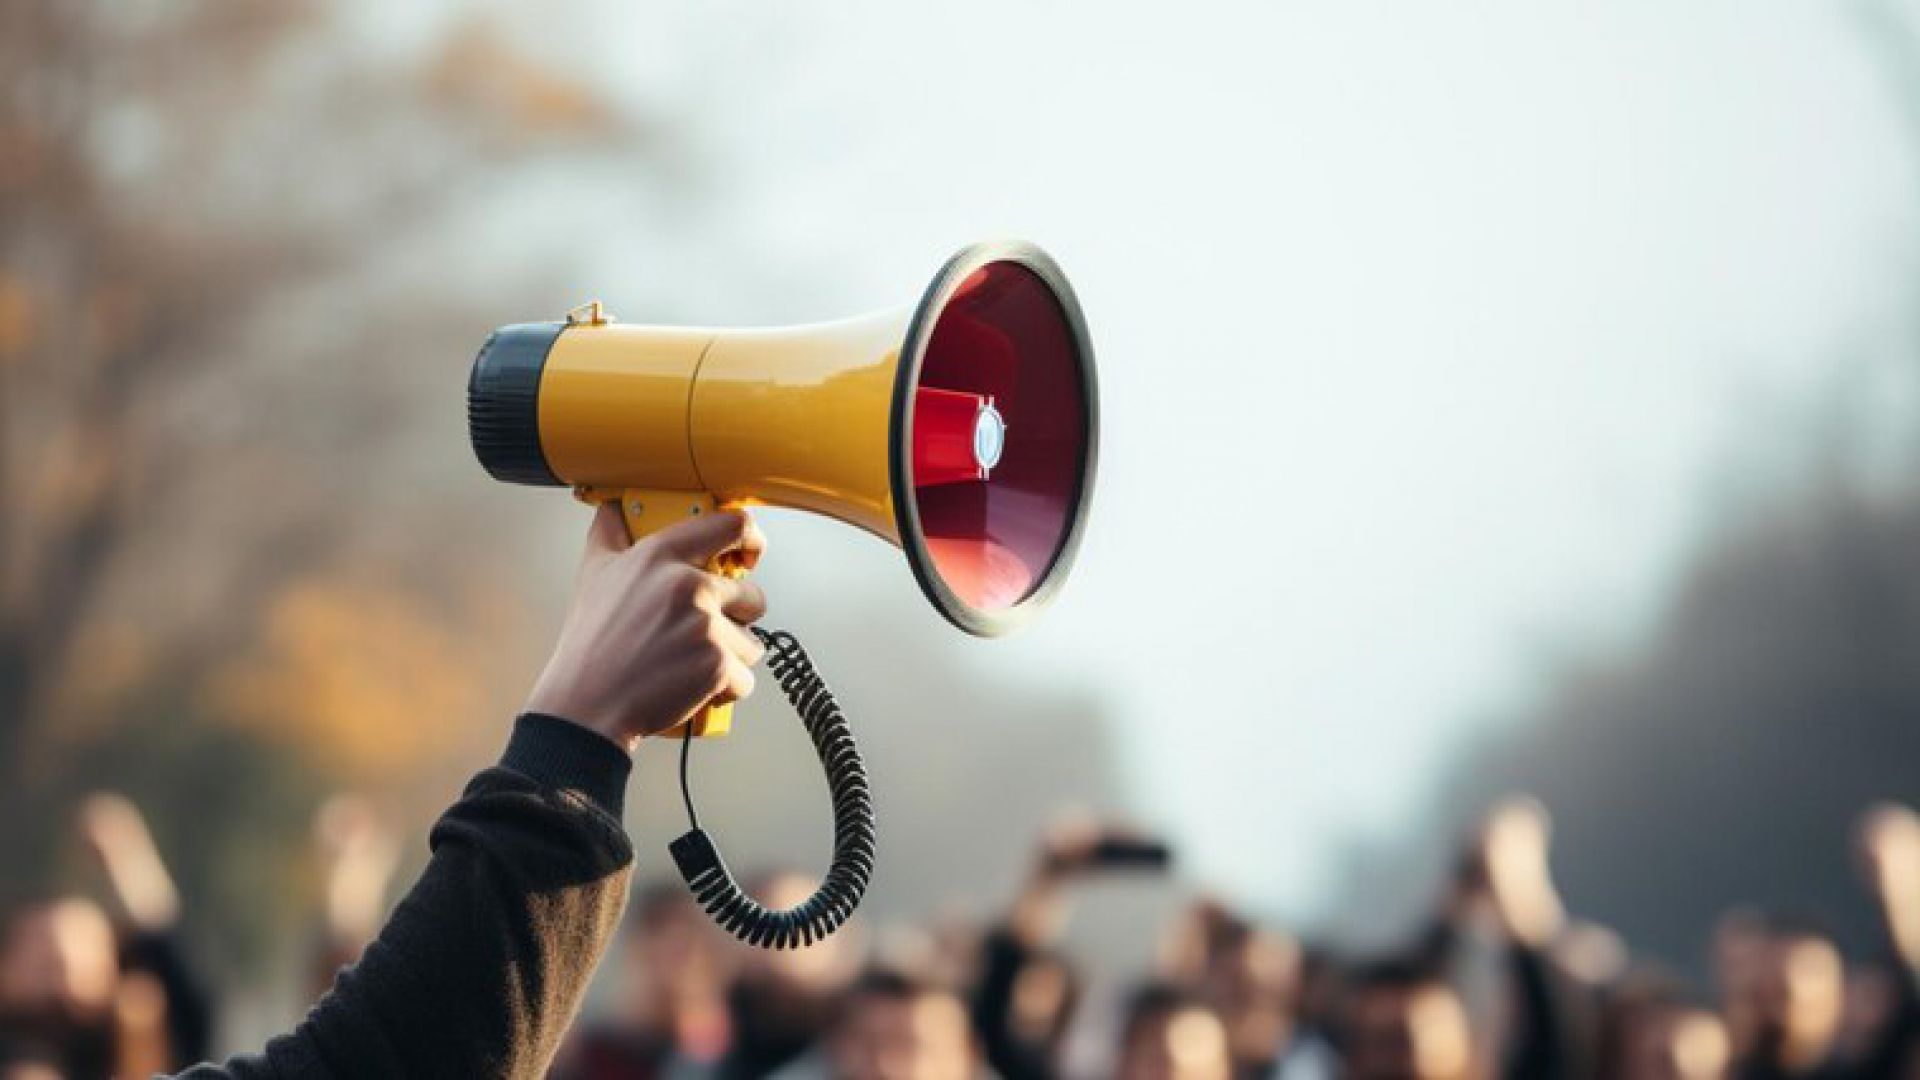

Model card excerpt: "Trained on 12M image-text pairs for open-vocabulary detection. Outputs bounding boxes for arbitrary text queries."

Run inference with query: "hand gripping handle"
[574,485,743,738]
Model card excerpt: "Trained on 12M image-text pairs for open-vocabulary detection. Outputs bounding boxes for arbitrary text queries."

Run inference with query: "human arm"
[171,505,767,1079]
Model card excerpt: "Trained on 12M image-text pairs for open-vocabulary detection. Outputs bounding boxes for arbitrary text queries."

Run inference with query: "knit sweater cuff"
[500,713,632,819]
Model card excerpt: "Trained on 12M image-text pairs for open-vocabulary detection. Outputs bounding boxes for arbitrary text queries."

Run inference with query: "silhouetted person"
[1620,1002,1730,1080]
[1180,906,1311,1080]
[968,818,1100,1080]
[767,968,979,1080]
[0,793,216,1078]
[1599,973,1731,1080]
[1116,983,1234,1080]
[1289,948,1349,1077]
[1727,916,1844,1080]
[78,792,216,1074]
[718,870,864,1079]
[1421,798,1604,1080]
[307,793,401,1003]
[0,896,119,1077]
[1714,910,1770,1072]
[1340,960,1478,1080]
[554,883,733,1079]
[1840,803,1920,1077]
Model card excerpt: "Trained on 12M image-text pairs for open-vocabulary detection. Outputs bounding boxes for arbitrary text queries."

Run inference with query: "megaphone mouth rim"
[890,240,1100,638]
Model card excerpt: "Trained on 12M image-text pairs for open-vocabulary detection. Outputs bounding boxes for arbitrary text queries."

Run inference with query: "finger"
[713,618,767,670]
[711,655,757,706]
[584,502,632,559]
[649,510,766,569]
[709,575,768,625]
[732,514,767,572]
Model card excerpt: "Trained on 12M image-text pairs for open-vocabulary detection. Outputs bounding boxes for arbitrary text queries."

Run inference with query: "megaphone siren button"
[973,400,1006,474]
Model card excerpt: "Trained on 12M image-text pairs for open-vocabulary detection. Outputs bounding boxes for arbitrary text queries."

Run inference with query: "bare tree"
[0,0,639,868]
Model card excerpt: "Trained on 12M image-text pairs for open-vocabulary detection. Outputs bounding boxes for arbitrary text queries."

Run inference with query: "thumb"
[584,501,632,559]
[650,509,765,569]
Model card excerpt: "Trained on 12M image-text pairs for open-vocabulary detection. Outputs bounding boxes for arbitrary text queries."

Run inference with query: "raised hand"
[1477,796,1567,947]
[525,503,768,749]
[1857,801,1920,967]
[313,793,401,954]
[77,792,179,932]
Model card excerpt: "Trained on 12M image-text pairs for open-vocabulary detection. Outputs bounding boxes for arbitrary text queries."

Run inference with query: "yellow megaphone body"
[468,240,1099,736]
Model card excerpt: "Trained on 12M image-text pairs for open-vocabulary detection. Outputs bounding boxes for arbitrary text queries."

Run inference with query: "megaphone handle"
[574,485,742,739]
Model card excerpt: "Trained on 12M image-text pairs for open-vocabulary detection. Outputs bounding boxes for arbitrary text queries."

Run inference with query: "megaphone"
[466,240,1097,947]
[469,239,1097,658]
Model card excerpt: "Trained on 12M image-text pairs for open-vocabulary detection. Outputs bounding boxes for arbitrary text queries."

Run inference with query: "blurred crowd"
[2,793,1918,1080]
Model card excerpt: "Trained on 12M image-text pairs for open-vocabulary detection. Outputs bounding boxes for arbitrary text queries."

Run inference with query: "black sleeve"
[1413,914,1461,971]
[969,926,1060,1080]
[1503,944,1600,1080]
[171,714,636,1080]
[120,928,214,1068]
[1850,960,1920,1079]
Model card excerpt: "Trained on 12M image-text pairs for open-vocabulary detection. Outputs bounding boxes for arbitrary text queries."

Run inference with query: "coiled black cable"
[669,626,877,949]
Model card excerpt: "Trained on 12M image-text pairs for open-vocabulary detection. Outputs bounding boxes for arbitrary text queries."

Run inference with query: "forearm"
[1005,873,1072,949]
[174,714,636,1080]
[1502,943,1600,1080]
[1856,944,1920,1074]
[970,927,1061,1080]
[121,928,214,1067]
[1885,902,1920,976]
